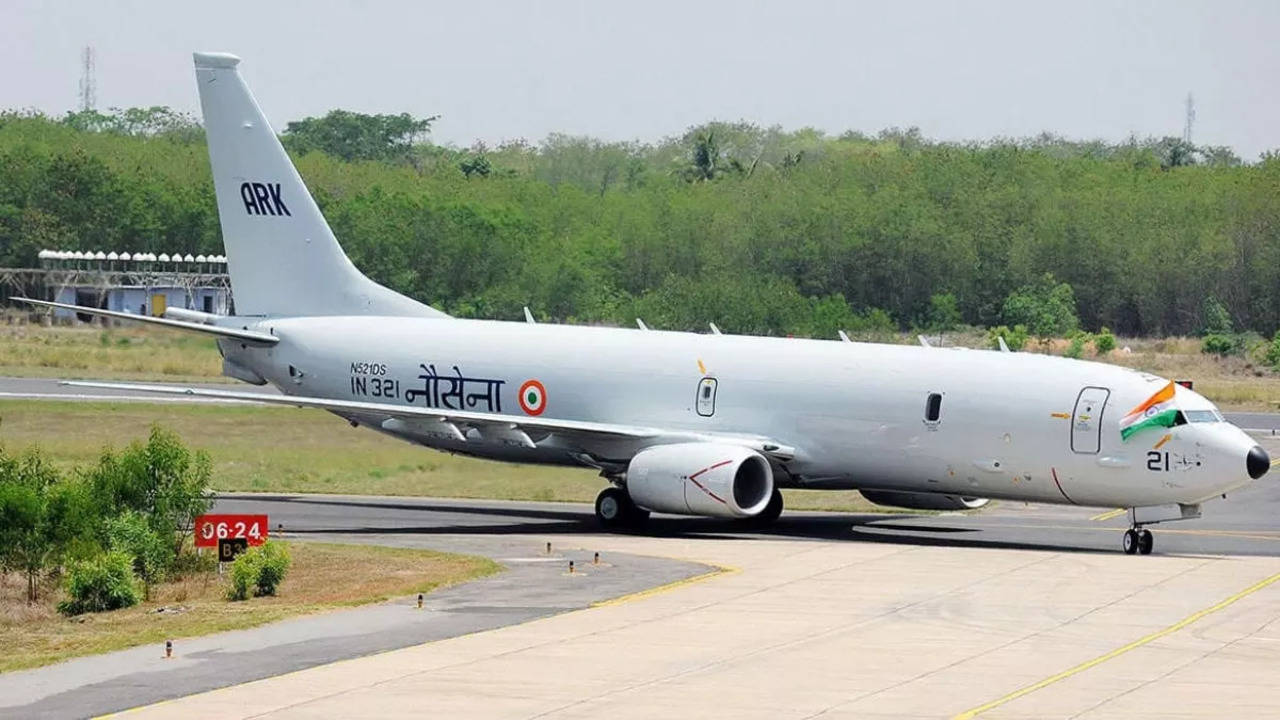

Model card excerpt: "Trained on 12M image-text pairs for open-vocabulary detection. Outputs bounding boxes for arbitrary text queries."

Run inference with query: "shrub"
[58,551,141,615]
[1094,327,1117,355]
[1202,334,1240,356]
[1265,331,1280,370]
[1064,332,1092,359]
[105,511,173,599]
[227,540,291,601]
[1001,274,1079,337]
[1201,296,1233,335]
[926,292,962,332]
[986,324,1029,351]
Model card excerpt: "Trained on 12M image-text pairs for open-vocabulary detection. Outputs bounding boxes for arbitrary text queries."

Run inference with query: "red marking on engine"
[686,460,733,505]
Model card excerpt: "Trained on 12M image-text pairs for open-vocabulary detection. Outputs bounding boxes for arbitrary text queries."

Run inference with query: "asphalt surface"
[0,524,709,720]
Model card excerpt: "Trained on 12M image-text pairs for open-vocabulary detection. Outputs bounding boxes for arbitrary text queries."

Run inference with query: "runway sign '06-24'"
[194,514,268,548]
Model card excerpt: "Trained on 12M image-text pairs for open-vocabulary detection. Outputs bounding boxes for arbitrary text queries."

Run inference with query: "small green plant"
[1265,331,1280,370]
[1094,327,1116,355]
[986,324,1029,351]
[58,551,141,615]
[227,540,291,601]
[1202,333,1240,356]
[105,511,173,600]
[1063,332,1093,359]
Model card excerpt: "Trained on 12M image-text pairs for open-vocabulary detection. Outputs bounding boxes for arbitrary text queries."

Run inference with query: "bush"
[105,511,173,599]
[1094,327,1117,355]
[58,551,141,615]
[1201,297,1234,335]
[1202,333,1240,356]
[1064,332,1093,359]
[1001,274,1079,337]
[227,540,291,601]
[926,292,962,332]
[987,324,1029,351]
[1265,331,1280,370]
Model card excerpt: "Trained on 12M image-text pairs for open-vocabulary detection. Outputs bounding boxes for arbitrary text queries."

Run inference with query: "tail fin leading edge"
[193,52,447,319]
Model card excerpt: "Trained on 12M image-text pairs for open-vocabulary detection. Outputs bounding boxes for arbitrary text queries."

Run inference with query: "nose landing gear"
[1122,527,1154,555]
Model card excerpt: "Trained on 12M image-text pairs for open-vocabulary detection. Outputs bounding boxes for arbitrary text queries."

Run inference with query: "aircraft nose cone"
[1247,446,1270,480]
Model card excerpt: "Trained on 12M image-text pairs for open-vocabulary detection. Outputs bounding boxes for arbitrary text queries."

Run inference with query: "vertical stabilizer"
[193,52,447,318]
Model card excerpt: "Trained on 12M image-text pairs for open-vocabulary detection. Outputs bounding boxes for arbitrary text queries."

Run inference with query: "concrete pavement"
[111,534,1280,719]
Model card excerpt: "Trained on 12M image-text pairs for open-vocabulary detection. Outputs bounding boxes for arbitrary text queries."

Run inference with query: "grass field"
[0,321,224,382]
[0,541,499,673]
[0,399,885,512]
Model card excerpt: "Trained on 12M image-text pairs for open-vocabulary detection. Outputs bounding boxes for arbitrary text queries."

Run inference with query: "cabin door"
[1071,386,1110,454]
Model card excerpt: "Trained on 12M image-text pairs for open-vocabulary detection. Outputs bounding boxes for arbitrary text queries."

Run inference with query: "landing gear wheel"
[1137,529,1154,555]
[1122,529,1139,555]
[594,486,648,531]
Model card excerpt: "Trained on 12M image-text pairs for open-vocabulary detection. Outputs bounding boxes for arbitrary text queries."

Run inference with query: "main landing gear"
[1122,527,1154,555]
[595,486,649,530]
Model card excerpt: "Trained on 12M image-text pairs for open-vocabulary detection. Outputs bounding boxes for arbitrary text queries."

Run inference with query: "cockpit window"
[1183,410,1221,423]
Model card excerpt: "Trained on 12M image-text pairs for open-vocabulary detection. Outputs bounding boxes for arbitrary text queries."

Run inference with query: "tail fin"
[192,52,447,319]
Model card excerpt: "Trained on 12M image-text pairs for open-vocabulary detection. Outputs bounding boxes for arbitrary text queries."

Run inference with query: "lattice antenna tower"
[78,46,97,111]
[1183,92,1195,145]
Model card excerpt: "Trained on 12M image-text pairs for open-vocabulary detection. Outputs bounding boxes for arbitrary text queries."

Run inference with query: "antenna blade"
[523,306,536,324]
[636,318,649,331]
[709,322,722,335]
[998,336,1011,353]
[918,335,932,348]
[838,330,851,343]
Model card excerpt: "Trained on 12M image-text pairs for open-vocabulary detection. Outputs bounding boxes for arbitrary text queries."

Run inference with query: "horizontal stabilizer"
[11,298,279,344]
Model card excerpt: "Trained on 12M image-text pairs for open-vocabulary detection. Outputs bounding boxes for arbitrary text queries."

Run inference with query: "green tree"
[1001,275,1079,337]
[105,510,173,599]
[926,292,962,332]
[85,426,214,557]
[282,110,437,162]
[0,451,96,602]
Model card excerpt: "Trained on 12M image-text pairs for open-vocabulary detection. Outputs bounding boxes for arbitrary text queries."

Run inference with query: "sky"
[3,0,1279,159]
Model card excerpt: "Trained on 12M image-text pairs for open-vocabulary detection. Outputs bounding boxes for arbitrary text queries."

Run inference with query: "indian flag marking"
[1119,381,1177,441]
[518,379,547,416]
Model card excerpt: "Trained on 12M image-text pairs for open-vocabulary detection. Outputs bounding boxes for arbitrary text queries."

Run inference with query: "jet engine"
[858,489,989,511]
[626,443,774,519]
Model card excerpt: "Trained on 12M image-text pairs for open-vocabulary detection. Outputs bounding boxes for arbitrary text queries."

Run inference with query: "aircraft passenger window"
[924,393,943,423]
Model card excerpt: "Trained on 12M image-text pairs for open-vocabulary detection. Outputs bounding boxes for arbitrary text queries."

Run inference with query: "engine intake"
[626,443,774,519]
[859,489,989,511]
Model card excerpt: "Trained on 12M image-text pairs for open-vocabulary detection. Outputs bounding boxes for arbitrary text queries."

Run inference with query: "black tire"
[595,486,648,530]
[1122,529,1139,555]
[595,486,628,529]
[1138,529,1154,555]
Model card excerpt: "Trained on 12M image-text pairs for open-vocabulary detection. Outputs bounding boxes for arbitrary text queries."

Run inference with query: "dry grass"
[0,321,224,382]
[0,542,499,673]
[0,400,884,512]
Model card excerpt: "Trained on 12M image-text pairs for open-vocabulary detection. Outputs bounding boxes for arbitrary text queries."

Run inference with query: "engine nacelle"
[626,443,774,519]
[859,489,989,511]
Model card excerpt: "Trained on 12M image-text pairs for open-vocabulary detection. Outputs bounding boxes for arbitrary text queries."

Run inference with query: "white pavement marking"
[111,536,1280,720]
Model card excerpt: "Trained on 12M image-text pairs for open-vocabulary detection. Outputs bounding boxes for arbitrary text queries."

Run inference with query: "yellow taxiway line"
[1089,508,1127,522]
[952,568,1280,719]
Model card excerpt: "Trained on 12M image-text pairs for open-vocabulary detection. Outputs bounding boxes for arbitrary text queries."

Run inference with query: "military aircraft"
[15,53,1271,554]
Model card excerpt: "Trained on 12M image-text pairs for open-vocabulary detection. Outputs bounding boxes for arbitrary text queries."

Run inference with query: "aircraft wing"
[63,381,795,461]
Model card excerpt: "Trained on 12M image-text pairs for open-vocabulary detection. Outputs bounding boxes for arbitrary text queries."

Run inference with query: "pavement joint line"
[1089,508,1127,522]
[950,567,1280,720]
[956,521,1280,542]
[801,553,1215,719]
[528,548,1060,720]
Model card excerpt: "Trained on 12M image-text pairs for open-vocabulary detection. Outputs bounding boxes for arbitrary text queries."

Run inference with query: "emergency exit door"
[1071,386,1110,454]
[696,377,717,416]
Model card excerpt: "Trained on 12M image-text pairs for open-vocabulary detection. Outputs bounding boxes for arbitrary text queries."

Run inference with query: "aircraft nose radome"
[1247,446,1270,480]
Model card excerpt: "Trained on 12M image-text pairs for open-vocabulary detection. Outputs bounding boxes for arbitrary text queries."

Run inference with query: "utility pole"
[1182,92,1195,145]
[78,46,96,112]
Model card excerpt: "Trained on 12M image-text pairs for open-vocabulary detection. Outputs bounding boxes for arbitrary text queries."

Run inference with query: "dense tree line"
[2,107,1278,337]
